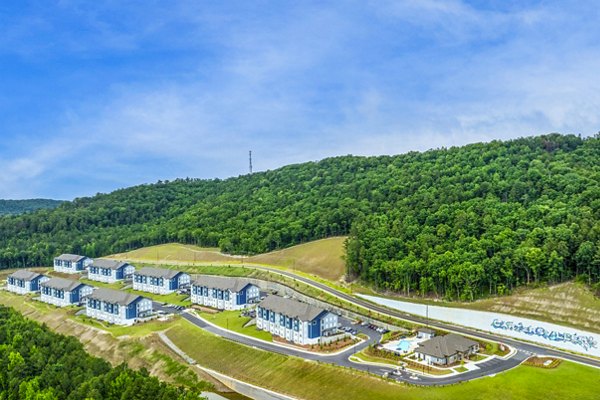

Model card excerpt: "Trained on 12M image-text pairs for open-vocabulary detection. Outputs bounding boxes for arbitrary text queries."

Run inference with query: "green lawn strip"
[199,309,273,342]
[352,351,401,367]
[0,291,64,315]
[79,278,127,290]
[166,319,600,400]
[454,366,468,373]
[125,287,191,307]
[72,313,180,337]
[479,341,511,357]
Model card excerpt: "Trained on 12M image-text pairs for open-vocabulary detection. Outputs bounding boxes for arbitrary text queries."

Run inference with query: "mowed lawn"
[167,319,600,400]
[248,237,346,281]
[109,236,347,281]
[199,309,273,342]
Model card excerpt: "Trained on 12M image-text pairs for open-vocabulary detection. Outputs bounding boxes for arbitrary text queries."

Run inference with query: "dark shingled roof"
[41,277,87,292]
[88,288,145,306]
[9,270,44,281]
[92,259,131,270]
[55,254,88,262]
[192,275,253,292]
[258,296,326,322]
[416,334,478,359]
[135,267,182,279]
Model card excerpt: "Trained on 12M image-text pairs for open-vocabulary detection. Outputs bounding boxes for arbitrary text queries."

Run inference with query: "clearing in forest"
[110,236,347,281]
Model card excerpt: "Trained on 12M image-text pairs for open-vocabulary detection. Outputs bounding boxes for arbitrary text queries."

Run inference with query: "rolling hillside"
[111,237,347,281]
[0,134,598,300]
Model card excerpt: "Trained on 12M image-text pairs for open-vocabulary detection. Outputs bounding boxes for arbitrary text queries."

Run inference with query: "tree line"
[0,306,205,399]
[0,200,64,216]
[0,134,598,300]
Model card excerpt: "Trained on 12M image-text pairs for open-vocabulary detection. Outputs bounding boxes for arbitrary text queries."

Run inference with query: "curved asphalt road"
[177,309,527,386]
[149,260,599,385]
[248,265,600,370]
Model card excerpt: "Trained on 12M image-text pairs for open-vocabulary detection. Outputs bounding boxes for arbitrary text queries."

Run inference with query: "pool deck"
[381,336,427,355]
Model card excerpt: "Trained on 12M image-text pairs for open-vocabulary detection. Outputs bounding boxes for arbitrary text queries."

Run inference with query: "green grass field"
[110,237,347,281]
[248,237,346,280]
[351,351,400,367]
[168,319,600,400]
[73,314,180,337]
[199,309,273,341]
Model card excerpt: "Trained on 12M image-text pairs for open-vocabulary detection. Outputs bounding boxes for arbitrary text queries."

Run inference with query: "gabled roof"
[192,275,254,292]
[258,296,327,322]
[135,267,182,279]
[41,277,87,292]
[92,259,131,270]
[416,334,478,359]
[55,254,88,262]
[88,288,145,306]
[9,270,44,281]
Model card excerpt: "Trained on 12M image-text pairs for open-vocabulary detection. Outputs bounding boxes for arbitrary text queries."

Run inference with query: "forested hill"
[0,306,205,399]
[0,134,598,300]
[0,199,64,216]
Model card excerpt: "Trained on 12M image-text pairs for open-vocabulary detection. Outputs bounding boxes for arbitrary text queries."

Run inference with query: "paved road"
[180,311,527,385]
[117,255,600,370]
[150,262,600,386]
[164,303,528,386]
[248,265,600,370]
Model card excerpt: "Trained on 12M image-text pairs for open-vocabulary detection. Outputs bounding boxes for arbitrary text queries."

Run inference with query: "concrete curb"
[188,310,366,357]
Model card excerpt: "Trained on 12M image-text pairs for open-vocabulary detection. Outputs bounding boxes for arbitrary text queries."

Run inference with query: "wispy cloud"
[0,1,599,198]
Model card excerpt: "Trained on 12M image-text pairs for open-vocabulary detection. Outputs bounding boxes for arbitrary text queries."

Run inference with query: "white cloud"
[1,1,599,198]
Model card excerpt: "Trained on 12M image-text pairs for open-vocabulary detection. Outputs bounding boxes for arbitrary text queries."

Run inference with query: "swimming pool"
[397,339,411,352]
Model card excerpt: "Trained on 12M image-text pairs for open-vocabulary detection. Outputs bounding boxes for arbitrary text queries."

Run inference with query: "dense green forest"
[0,134,598,300]
[0,200,64,216]
[0,306,205,399]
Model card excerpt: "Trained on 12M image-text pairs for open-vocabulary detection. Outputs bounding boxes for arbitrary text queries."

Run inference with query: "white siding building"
[191,276,260,310]
[40,277,94,307]
[256,296,339,346]
[86,288,153,326]
[6,270,49,294]
[132,267,190,295]
[87,259,135,283]
[53,254,92,274]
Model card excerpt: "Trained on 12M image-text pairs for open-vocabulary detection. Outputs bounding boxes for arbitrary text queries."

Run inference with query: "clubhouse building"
[40,277,94,307]
[415,333,480,366]
[87,259,135,283]
[191,276,260,310]
[53,254,92,274]
[86,288,153,326]
[6,270,49,295]
[256,296,339,345]
[132,267,190,295]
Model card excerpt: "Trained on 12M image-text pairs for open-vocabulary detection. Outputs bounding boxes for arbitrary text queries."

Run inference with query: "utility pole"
[249,150,253,174]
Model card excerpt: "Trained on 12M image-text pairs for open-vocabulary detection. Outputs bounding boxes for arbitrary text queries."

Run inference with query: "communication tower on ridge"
[249,150,253,174]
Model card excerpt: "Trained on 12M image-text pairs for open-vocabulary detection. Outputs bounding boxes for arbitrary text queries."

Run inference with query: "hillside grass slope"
[111,237,347,281]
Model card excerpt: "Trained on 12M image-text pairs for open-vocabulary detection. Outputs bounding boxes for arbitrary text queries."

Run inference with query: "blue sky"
[1,1,599,199]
